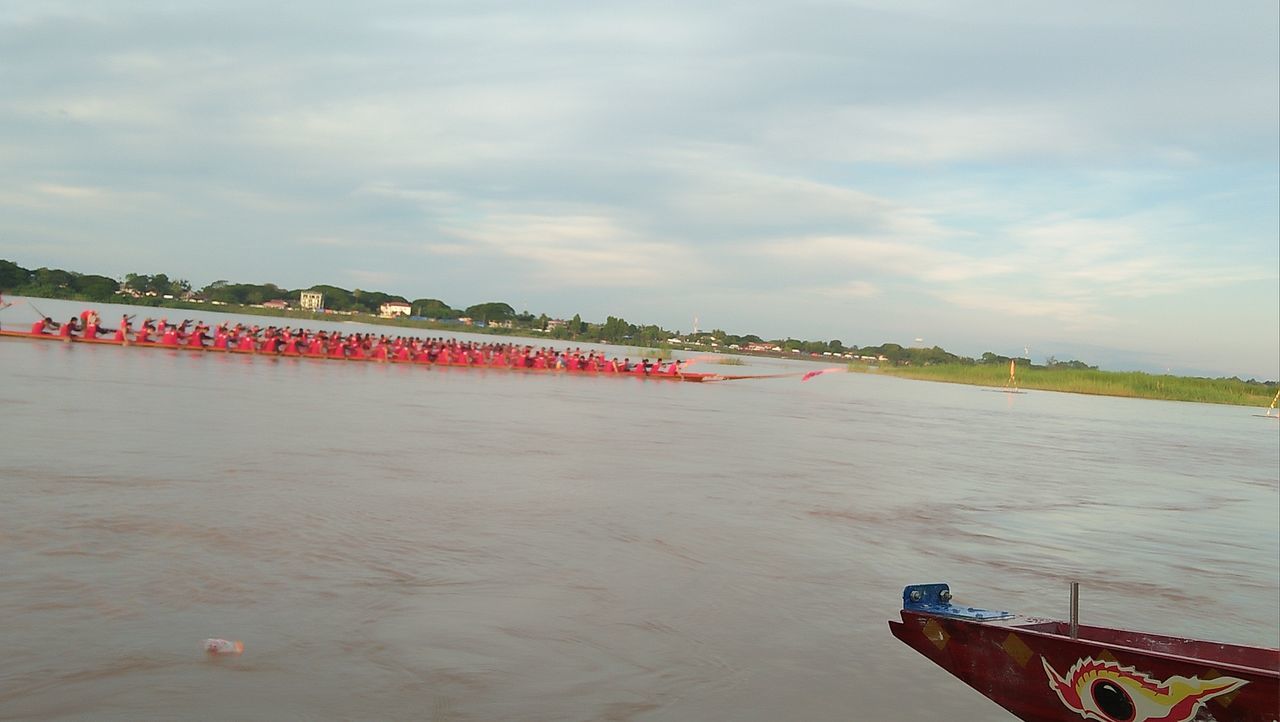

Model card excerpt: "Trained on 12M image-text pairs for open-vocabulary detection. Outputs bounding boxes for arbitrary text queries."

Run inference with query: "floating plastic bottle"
[202,638,244,655]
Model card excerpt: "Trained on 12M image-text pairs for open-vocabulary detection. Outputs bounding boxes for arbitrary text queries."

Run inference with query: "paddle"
[27,300,49,321]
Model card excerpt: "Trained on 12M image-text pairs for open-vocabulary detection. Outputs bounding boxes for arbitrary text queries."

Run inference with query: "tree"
[33,267,75,289]
[464,302,515,322]
[123,273,149,293]
[72,274,121,301]
[0,259,31,289]
[411,298,457,318]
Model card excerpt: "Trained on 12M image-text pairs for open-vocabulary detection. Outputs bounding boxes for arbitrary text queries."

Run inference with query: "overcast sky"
[2,1,1277,378]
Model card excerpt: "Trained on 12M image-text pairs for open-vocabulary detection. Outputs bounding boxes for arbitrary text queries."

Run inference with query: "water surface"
[2,298,1277,721]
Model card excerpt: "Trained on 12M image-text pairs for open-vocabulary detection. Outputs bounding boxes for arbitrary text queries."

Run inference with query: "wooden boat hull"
[889,584,1279,722]
[0,329,715,382]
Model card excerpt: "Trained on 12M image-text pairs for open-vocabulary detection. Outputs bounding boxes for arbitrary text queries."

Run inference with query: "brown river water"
[2,298,1277,721]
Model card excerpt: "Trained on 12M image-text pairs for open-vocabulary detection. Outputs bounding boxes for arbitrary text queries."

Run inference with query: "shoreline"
[852,364,1277,408]
[6,294,1276,407]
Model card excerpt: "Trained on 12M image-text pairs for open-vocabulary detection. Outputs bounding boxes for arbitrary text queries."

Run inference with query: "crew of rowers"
[29,311,687,375]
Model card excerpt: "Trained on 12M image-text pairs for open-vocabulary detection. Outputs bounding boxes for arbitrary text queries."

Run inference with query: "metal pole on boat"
[1069,582,1079,640]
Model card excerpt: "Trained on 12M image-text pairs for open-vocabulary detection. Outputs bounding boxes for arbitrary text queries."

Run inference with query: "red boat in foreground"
[889,583,1279,722]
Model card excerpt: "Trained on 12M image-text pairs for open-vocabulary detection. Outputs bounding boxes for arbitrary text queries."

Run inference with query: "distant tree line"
[1,257,1103,371]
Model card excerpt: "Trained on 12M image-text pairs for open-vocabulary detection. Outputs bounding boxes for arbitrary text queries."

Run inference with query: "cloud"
[934,289,1111,327]
[347,269,402,287]
[0,1,1275,377]
[1006,216,1278,299]
[0,182,159,213]
[441,210,705,287]
[811,281,880,300]
[751,234,1014,284]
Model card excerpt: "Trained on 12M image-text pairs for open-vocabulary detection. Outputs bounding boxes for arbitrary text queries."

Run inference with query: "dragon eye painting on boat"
[1042,656,1249,722]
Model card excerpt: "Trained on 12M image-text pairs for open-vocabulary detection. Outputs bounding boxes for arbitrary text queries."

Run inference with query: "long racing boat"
[0,328,735,381]
[889,583,1279,722]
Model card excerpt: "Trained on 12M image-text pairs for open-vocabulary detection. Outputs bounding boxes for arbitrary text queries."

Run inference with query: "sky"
[1,1,1277,379]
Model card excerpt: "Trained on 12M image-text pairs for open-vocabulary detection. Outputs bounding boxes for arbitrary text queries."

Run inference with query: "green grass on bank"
[853,363,1277,407]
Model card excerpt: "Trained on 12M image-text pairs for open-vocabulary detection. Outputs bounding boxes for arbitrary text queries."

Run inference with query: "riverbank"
[854,363,1277,407]
[8,294,1275,406]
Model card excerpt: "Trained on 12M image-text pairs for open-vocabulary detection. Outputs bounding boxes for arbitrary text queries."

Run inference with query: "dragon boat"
[889,582,1279,722]
[0,328,742,381]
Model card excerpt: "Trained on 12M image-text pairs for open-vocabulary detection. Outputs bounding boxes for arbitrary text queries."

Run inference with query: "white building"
[299,291,324,312]
[379,301,412,318]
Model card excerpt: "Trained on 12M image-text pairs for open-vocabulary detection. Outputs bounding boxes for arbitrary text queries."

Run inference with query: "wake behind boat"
[889,583,1279,722]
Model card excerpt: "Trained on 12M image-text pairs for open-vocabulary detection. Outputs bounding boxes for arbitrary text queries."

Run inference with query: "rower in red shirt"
[60,317,78,338]
[186,324,208,348]
[31,317,56,335]
[160,325,180,346]
[113,315,133,343]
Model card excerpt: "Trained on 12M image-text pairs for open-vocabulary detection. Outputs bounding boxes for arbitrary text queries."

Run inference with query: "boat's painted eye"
[1090,679,1135,721]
